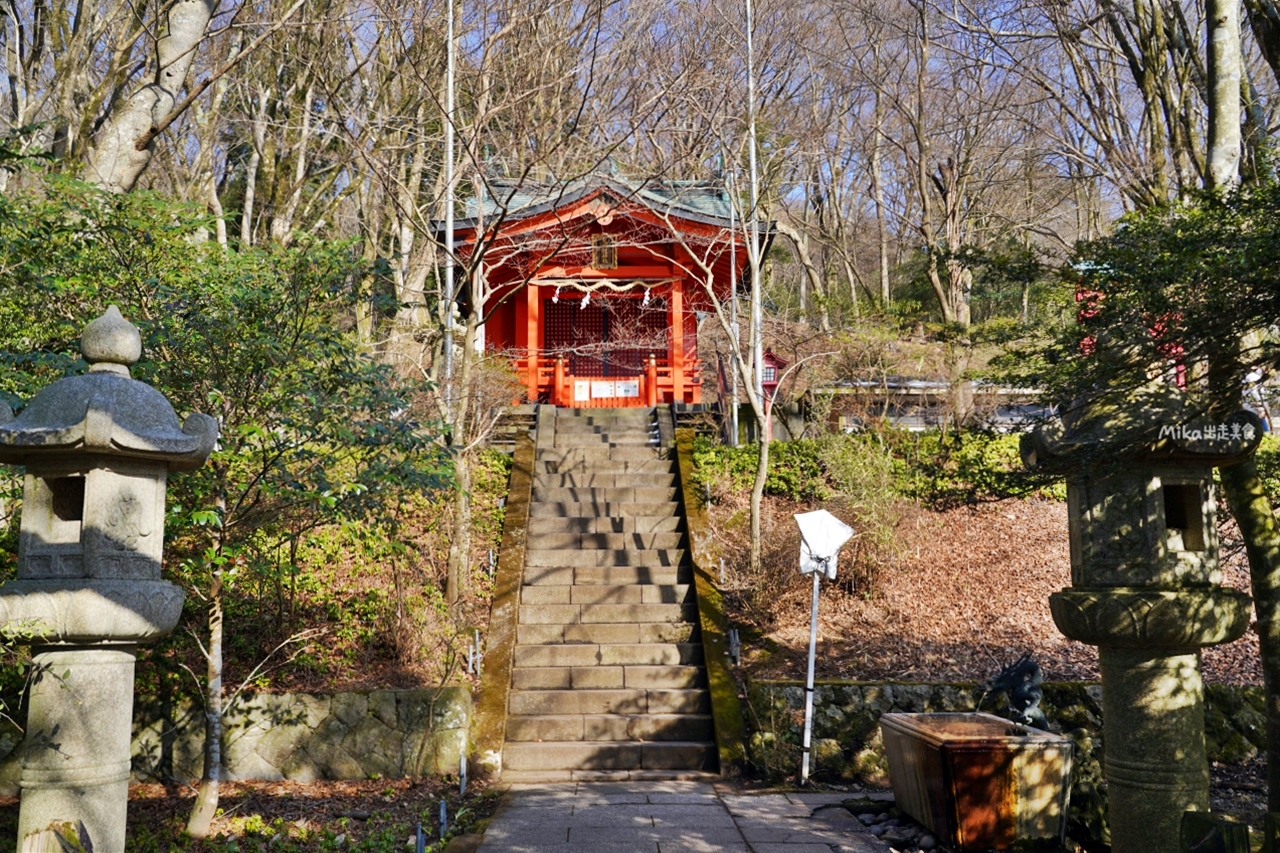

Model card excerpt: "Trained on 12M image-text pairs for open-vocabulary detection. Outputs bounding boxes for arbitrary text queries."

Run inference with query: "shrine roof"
[454,174,744,230]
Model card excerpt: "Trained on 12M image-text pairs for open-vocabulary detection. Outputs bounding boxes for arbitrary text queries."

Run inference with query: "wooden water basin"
[880,712,1074,850]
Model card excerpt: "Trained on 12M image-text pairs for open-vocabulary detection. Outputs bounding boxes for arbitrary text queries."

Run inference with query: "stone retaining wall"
[746,679,1265,848]
[0,687,471,793]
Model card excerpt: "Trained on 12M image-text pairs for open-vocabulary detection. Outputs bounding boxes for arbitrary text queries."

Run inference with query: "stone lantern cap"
[1021,382,1264,473]
[0,306,217,471]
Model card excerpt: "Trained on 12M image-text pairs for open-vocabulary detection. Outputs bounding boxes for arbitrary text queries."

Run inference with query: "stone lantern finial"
[81,305,142,376]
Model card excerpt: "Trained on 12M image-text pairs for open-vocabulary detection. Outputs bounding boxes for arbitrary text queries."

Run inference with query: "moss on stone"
[675,427,748,775]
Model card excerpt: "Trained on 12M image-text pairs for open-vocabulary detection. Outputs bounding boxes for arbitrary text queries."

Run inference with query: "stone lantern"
[0,307,216,853]
[1022,380,1260,853]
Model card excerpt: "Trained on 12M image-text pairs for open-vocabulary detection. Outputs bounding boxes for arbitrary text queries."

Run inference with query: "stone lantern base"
[1052,586,1252,853]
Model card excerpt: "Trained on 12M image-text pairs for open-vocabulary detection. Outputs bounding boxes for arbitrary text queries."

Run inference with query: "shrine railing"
[514,356,701,407]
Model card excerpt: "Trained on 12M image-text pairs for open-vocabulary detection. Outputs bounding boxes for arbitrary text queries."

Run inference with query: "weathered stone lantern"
[1022,379,1260,853]
[0,307,216,853]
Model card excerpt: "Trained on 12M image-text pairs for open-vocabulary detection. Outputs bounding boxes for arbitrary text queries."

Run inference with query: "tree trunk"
[1208,0,1243,190]
[84,0,217,192]
[776,221,826,330]
[750,431,769,574]
[445,311,480,604]
[1220,459,1280,810]
[446,453,470,605]
[241,90,268,246]
[355,229,379,347]
[871,86,890,308]
[1245,0,1280,88]
[270,84,315,246]
[186,571,224,838]
[208,173,227,247]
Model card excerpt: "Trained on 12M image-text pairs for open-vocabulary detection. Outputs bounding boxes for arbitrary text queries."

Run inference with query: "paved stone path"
[473,781,893,853]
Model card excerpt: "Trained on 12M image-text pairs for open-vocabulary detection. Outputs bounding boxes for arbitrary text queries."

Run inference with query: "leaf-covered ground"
[730,498,1261,686]
[0,778,502,852]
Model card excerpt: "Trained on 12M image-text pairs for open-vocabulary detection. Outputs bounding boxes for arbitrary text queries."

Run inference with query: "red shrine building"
[452,176,753,408]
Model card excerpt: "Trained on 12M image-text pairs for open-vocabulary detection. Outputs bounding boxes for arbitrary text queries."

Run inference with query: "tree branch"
[133,0,308,152]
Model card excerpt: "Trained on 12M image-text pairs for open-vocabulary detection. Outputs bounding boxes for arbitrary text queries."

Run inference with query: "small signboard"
[591,380,615,398]
[574,380,591,402]
[795,509,854,580]
[616,379,640,398]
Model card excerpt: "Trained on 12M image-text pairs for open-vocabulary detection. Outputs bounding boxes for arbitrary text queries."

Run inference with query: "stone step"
[525,548,687,568]
[575,565,690,585]
[535,459,674,476]
[538,447,666,464]
[516,622,697,645]
[532,487,680,503]
[505,713,714,743]
[527,501,681,519]
[509,688,710,717]
[545,427,655,440]
[555,414,654,424]
[525,516,684,535]
[517,602,698,625]
[502,740,717,772]
[519,583,692,605]
[553,426,655,433]
[523,532,686,551]
[552,407,650,417]
[553,418,656,429]
[513,642,703,668]
[533,473,677,489]
[522,566,693,586]
[510,664,705,690]
[550,435,657,448]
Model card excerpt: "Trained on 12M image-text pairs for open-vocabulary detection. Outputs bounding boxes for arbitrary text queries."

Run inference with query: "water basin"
[880,712,1074,850]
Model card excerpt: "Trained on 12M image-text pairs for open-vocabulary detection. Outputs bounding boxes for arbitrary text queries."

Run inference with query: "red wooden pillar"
[526,282,540,401]
[671,276,685,403]
[646,355,658,406]
[553,356,565,407]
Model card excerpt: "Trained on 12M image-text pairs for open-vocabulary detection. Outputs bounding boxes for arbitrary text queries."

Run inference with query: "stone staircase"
[502,406,716,779]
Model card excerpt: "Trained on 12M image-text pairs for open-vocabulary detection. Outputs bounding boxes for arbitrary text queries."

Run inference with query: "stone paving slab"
[650,810,742,828]
[475,782,891,853]
[481,828,573,845]
[720,795,811,820]
[646,791,721,804]
[783,792,853,808]
[733,820,846,845]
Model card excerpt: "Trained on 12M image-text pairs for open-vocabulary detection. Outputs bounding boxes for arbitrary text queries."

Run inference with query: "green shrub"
[1253,433,1280,497]
[693,432,905,590]
[695,427,1060,510]
[887,429,1063,507]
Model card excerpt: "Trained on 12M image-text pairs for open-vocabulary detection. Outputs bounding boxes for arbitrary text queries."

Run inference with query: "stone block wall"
[0,687,471,793]
[745,679,1266,849]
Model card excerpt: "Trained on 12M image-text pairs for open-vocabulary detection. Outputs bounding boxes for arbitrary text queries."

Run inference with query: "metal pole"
[442,0,456,409]
[800,569,820,785]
